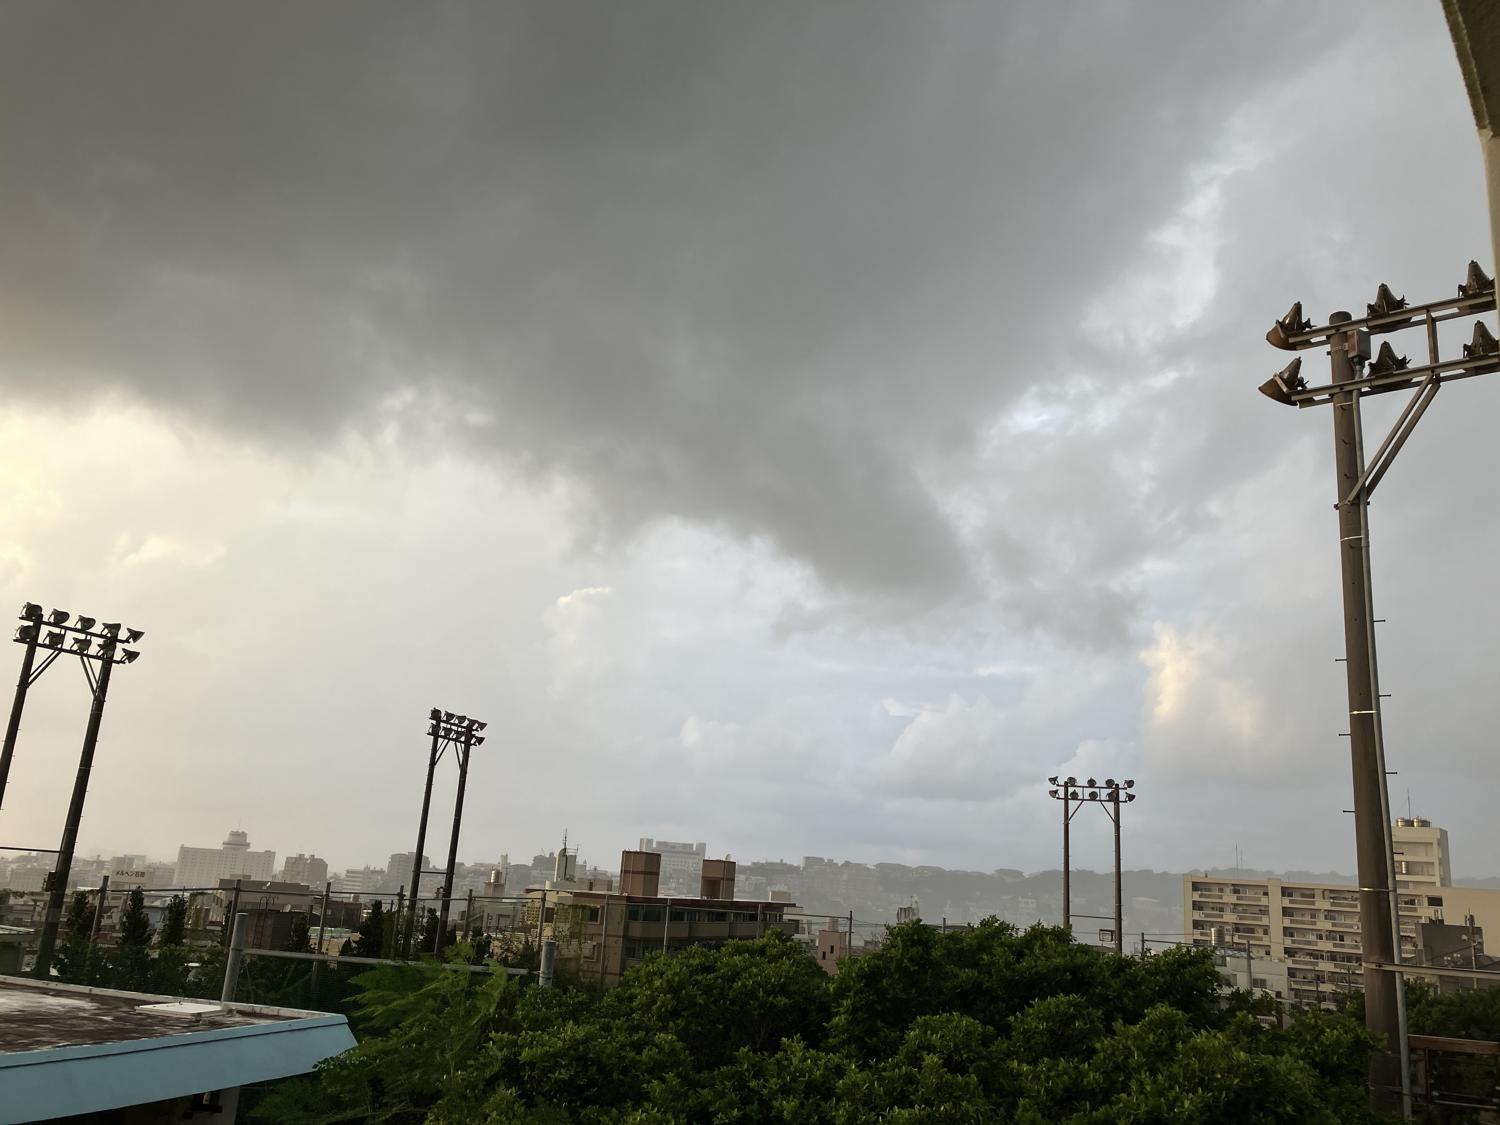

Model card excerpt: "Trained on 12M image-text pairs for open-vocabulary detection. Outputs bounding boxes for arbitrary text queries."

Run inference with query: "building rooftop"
[548,888,797,909]
[0,975,355,1123]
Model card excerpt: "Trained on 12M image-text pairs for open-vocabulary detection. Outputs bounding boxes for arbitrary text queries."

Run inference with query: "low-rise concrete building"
[534,851,797,986]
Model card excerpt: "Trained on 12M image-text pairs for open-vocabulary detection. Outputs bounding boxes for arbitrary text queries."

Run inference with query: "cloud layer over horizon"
[2,1,1497,879]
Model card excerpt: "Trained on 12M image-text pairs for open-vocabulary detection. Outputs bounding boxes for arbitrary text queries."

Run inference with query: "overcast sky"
[1,2,1495,880]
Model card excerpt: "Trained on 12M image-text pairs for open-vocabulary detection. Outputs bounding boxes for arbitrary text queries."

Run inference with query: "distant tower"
[551,830,578,888]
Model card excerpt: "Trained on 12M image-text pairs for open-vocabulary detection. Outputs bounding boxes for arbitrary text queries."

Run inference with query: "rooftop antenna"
[1406,789,1413,820]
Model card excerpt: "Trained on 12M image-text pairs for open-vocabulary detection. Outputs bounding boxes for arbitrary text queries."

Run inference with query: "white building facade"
[173,830,275,889]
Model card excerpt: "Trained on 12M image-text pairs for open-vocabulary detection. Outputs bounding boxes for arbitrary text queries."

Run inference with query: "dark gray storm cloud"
[2,2,1497,874]
[2,1,1331,613]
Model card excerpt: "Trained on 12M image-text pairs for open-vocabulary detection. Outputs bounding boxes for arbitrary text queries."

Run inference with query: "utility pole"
[88,874,109,953]
[1260,263,1498,1116]
[0,609,41,810]
[1110,786,1123,958]
[1328,309,1402,1106]
[405,708,486,958]
[403,719,442,959]
[435,725,476,953]
[1047,776,1079,933]
[1048,776,1135,954]
[32,616,144,978]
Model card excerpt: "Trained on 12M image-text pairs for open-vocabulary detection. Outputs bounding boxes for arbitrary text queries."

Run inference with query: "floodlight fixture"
[1086,777,1097,787]
[1266,301,1312,350]
[1464,320,1499,360]
[443,711,455,722]
[20,603,43,621]
[94,639,115,656]
[1104,777,1116,788]
[43,631,64,648]
[1048,775,1060,785]
[472,735,485,746]
[99,623,120,637]
[1460,260,1494,298]
[1048,788,1058,798]
[1367,283,1410,321]
[119,649,140,664]
[74,616,96,631]
[429,707,441,721]
[474,720,487,731]
[1369,341,1409,376]
[47,609,68,625]
[123,627,143,643]
[69,637,90,653]
[1123,779,1135,789]
[1258,356,1306,406]
[15,624,37,643]
[1065,776,1077,785]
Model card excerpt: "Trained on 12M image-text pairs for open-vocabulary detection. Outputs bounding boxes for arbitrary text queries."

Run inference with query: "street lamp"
[1047,777,1135,955]
[402,708,486,957]
[1258,260,1497,1113]
[2,602,145,978]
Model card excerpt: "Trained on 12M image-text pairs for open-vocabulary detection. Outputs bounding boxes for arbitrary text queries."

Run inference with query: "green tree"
[252,923,1387,1125]
[54,890,99,983]
[286,910,312,953]
[159,894,188,946]
[418,907,439,953]
[356,900,385,958]
[118,886,152,948]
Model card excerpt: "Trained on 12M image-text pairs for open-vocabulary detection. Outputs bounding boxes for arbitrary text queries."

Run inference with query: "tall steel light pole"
[402,708,485,957]
[1259,260,1498,1114]
[1048,776,1136,954]
[435,715,484,952]
[1047,776,1081,933]
[2,605,146,978]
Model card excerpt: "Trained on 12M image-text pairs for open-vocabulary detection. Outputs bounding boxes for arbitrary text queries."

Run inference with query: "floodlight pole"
[1327,311,1404,1109]
[434,730,473,953]
[1106,789,1123,958]
[402,724,443,959]
[34,648,117,978]
[0,628,39,811]
[1062,788,1071,933]
[1259,272,1500,1116]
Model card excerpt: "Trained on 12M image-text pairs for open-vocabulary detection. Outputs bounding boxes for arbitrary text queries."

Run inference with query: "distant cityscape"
[8,810,1500,996]
[0,825,1185,936]
[5,820,1478,949]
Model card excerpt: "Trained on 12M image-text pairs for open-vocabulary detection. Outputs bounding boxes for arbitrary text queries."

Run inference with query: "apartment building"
[637,838,708,897]
[1183,819,1500,1008]
[173,830,275,889]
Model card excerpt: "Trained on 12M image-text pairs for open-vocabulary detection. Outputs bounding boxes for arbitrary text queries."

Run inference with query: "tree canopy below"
[254,919,1395,1123]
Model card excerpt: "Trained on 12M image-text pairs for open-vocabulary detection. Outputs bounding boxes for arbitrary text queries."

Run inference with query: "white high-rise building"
[1392,817,1451,889]
[174,829,275,889]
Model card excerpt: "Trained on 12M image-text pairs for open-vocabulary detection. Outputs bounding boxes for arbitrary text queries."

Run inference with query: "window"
[1427,896,1443,907]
